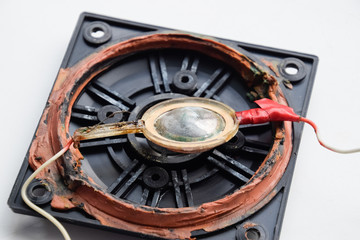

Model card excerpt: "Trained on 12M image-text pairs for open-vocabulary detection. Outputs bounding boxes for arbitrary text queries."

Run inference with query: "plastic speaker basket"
[8,12,318,240]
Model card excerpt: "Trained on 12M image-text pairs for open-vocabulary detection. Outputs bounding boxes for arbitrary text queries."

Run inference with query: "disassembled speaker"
[8,12,318,240]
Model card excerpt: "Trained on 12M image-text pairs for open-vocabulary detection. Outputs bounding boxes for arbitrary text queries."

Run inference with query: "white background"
[1,0,360,239]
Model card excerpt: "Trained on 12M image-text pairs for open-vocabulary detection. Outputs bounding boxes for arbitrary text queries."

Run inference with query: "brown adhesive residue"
[243,222,258,229]
[28,33,291,239]
[261,58,280,77]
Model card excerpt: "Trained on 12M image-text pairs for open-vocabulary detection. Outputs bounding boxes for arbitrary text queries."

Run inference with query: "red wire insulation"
[299,117,318,132]
[236,98,300,125]
[299,117,335,152]
[65,139,74,150]
[235,98,355,153]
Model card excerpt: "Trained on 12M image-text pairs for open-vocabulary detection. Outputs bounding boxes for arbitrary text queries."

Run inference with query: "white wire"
[315,129,360,154]
[300,117,360,154]
[21,144,72,240]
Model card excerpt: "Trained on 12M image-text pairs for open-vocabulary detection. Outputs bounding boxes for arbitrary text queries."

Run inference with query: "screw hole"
[32,185,48,197]
[106,111,113,118]
[91,27,105,38]
[151,173,161,181]
[245,228,261,240]
[181,76,190,83]
[284,63,299,75]
[27,180,53,204]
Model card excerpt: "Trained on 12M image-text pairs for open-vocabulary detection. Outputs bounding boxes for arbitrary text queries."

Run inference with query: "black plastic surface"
[8,12,318,240]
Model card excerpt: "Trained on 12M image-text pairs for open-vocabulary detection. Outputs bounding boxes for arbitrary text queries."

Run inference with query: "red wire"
[65,139,74,150]
[299,117,336,152]
[299,117,318,132]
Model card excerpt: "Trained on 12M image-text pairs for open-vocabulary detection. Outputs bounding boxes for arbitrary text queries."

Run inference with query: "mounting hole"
[279,57,306,82]
[143,167,169,189]
[151,173,161,181]
[245,228,261,240]
[181,76,190,83]
[236,222,267,240]
[83,21,112,45]
[90,27,105,38]
[32,185,47,197]
[284,64,299,75]
[173,70,197,94]
[106,111,113,118]
[97,105,123,124]
[26,180,53,205]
